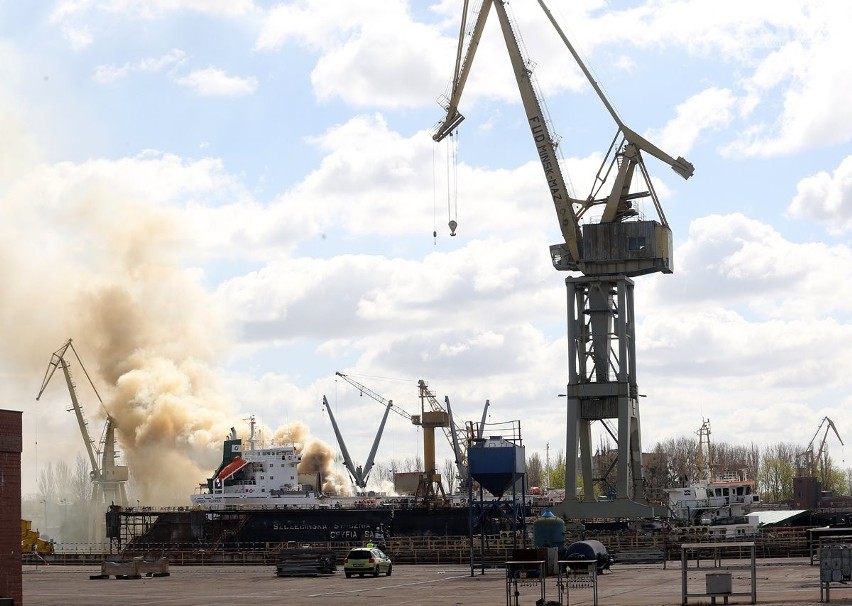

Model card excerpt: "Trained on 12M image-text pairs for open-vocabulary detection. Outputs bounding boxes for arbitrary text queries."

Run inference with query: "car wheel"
[345,572,352,578]
[386,564,392,577]
[373,566,379,577]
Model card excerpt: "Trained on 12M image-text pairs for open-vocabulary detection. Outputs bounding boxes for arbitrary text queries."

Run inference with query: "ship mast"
[696,419,713,483]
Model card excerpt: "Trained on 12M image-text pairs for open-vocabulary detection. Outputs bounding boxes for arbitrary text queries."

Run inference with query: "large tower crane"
[35,339,129,508]
[434,0,693,519]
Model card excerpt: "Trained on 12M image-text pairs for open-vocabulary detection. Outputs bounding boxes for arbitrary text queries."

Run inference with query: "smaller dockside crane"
[322,394,391,490]
[797,416,844,488]
[333,372,451,503]
[35,339,129,507]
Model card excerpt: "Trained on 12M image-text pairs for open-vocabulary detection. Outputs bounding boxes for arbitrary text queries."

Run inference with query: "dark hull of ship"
[113,505,508,547]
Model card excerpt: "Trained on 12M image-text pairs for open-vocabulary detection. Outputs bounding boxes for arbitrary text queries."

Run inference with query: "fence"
[25,527,815,567]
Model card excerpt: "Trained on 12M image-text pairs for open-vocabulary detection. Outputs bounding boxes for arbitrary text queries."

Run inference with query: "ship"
[111,419,526,551]
[665,470,760,527]
[664,420,761,537]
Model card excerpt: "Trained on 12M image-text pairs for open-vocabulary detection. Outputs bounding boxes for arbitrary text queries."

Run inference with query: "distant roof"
[748,510,808,526]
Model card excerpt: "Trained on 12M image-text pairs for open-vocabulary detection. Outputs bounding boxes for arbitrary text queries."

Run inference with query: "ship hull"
[116,505,483,548]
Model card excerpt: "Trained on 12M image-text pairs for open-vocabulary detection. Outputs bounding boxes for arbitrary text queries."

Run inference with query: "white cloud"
[60,22,93,50]
[54,0,256,20]
[787,155,852,233]
[174,67,258,96]
[648,87,736,157]
[94,49,186,83]
[652,213,852,318]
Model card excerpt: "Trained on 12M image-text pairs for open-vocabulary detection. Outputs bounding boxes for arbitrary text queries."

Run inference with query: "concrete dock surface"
[21,558,852,605]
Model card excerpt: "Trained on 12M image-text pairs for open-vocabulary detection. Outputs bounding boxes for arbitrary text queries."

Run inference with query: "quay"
[21,557,848,606]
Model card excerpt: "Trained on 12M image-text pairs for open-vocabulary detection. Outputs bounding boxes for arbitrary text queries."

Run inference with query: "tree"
[654,436,698,485]
[759,442,798,503]
[442,458,458,494]
[38,463,57,505]
[71,452,91,503]
[54,460,74,500]
[526,452,543,489]
[824,467,848,497]
[549,449,565,492]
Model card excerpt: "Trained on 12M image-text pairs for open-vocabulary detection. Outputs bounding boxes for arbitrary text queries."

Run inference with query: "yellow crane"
[333,372,450,503]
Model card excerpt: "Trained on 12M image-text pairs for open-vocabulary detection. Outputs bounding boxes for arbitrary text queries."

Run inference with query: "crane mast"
[797,416,844,483]
[35,338,129,543]
[36,340,101,477]
[434,0,694,519]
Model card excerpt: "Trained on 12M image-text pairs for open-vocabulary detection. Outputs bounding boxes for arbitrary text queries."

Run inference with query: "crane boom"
[435,0,583,264]
[334,371,416,422]
[534,0,694,181]
[797,416,844,479]
[322,395,392,489]
[434,0,694,278]
[36,339,101,476]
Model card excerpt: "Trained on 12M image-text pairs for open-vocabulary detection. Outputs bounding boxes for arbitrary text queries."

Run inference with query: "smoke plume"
[1,140,343,505]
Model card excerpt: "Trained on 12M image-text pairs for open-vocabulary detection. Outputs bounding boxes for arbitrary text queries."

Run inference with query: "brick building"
[0,409,22,605]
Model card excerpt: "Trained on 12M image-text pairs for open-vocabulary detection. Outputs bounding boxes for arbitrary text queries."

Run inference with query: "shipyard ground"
[21,558,852,605]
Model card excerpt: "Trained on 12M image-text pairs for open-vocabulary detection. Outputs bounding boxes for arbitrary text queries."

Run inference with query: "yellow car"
[343,546,392,578]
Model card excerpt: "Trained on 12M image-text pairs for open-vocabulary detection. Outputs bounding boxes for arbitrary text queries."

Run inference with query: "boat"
[664,420,761,537]
[665,470,760,527]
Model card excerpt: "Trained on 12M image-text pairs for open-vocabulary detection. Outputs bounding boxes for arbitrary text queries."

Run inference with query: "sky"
[2,0,852,504]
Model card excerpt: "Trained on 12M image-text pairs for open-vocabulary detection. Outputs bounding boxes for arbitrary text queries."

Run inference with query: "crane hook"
[448,220,457,236]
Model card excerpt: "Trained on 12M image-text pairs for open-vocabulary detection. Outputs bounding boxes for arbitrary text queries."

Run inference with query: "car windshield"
[347,550,373,560]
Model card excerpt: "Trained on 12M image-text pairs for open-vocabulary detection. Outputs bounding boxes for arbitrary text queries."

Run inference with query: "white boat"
[666,470,760,527]
[664,420,761,537]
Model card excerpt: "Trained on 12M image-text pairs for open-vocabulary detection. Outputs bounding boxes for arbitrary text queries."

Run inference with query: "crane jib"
[529,115,577,243]
[531,118,555,177]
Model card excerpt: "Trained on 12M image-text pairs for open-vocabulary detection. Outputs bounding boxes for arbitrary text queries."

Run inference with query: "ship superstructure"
[665,420,760,534]
[666,470,760,526]
[191,417,326,509]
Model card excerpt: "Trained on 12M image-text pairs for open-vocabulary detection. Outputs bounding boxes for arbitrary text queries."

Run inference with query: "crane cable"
[432,142,438,244]
[447,131,458,236]
[432,133,460,240]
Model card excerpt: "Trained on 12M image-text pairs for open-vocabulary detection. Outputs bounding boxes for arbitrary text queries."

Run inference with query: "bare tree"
[71,452,91,503]
[37,463,57,504]
[526,452,543,489]
[54,459,74,501]
[442,458,458,494]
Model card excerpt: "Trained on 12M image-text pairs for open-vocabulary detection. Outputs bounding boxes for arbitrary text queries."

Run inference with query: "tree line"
[524,436,849,504]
